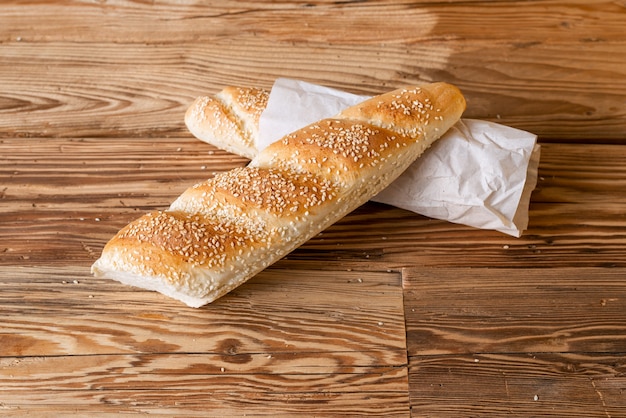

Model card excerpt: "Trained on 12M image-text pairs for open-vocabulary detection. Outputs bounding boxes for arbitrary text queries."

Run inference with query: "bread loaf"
[92,82,466,307]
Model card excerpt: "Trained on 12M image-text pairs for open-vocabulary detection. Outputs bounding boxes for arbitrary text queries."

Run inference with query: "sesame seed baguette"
[92,82,466,307]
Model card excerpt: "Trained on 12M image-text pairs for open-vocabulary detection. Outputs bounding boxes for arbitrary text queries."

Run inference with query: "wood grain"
[3,1,623,44]
[403,267,626,355]
[409,353,626,417]
[404,267,626,416]
[1,355,410,416]
[1,0,625,415]
[0,267,409,415]
[1,1,624,141]
[1,267,406,356]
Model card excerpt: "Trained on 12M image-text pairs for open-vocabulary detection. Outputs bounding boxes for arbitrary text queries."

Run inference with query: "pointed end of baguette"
[338,82,466,141]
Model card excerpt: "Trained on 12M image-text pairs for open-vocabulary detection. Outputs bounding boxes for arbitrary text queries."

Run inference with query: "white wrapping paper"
[258,78,540,237]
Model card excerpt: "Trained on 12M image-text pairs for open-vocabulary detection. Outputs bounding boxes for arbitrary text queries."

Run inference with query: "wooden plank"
[0,353,409,416]
[1,41,622,142]
[2,1,622,44]
[0,136,246,204]
[3,199,626,269]
[408,353,626,417]
[1,1,624,141]
[1,363,408,416]
[403,267,626,355]
[1,267,406,356]
[404,266,626,416]
[0,267,409,415]
[2,139,626,269]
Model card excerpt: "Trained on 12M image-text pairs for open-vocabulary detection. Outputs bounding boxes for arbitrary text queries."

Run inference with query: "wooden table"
[1,1,625,416]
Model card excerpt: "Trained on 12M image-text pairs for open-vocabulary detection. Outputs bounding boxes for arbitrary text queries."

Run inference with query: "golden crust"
[173,166,338,218]
[253,119,413,186]
[108,211,260,272]
[338,82,466,140]
[218,86,268,130]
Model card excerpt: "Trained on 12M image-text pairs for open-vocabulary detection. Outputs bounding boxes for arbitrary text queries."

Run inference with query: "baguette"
[92,82,466,307]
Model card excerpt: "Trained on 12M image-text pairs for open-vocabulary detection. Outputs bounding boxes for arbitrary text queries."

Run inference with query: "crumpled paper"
[258,78,540,237]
